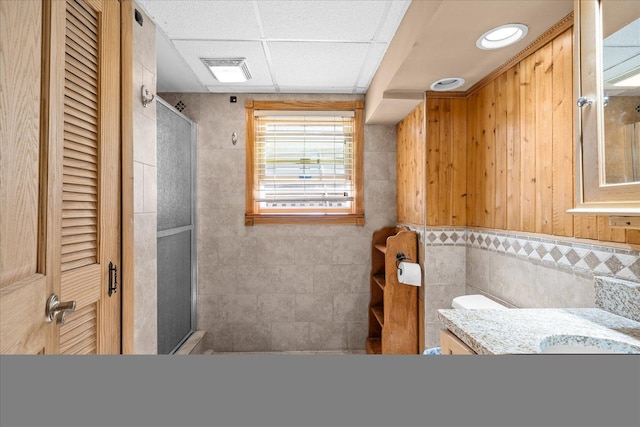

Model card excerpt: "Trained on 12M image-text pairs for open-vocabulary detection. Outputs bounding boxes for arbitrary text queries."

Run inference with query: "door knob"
[45,294,76,325]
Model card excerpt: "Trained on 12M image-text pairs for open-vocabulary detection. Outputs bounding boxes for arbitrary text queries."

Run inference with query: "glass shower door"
[156,97,197,354]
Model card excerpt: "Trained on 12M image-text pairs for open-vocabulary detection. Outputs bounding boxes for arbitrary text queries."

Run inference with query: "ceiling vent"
[201,58,252,83]
[430,77,465,91]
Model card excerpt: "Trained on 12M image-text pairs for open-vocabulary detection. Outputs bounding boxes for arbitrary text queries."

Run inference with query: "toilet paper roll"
[397,262,421,286]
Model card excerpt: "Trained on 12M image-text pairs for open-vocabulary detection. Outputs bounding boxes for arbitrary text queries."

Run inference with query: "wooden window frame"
[245,100,365,226]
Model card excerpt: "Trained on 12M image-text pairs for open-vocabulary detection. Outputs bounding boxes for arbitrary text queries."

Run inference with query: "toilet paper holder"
[395,252,412,272]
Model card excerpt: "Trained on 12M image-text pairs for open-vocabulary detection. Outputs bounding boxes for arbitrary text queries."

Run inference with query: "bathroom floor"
[204,350,367,355]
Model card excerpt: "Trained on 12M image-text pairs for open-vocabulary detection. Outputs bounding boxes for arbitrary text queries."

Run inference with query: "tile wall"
[158,92,397,352]
[132,3,157,354]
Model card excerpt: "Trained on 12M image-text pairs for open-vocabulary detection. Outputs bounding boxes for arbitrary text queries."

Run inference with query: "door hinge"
[108,262,118,297]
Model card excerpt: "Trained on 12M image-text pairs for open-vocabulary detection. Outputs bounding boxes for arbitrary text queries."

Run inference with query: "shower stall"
[156,97,197,354]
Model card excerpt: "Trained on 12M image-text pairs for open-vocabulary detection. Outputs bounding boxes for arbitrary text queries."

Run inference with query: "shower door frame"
[156,96,198,354]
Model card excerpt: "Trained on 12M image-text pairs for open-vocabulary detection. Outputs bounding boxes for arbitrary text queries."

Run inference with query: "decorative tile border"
[423,228,640,282]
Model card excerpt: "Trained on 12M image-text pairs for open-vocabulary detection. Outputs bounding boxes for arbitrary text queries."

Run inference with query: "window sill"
[245,213,365,226]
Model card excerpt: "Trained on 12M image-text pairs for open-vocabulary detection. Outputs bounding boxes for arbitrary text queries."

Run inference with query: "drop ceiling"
[137,0,410,94]
[137,0,575,124]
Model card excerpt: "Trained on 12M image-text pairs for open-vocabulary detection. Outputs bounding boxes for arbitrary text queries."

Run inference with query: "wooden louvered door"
[59,0,121,354]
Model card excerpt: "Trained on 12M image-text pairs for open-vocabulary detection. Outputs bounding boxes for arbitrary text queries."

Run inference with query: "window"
[245,100,364,225]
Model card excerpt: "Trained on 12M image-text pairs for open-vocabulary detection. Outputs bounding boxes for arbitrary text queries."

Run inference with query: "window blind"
[254,114,355,212]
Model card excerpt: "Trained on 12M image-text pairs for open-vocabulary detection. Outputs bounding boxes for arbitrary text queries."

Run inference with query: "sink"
[539,335,640,354]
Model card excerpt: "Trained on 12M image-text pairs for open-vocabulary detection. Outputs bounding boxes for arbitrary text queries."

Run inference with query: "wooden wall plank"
[534,44,554,235]
[466,93,478,227]
[451,98,467,226]
[520,53,537,232]
[396,119,406,223]
[396,102,424,226]
[481,82,496,229]
[476,90,487,227]
[494,73,507,229]
[506,65,522,231]
[438,99,453,225]
[427,99,440,225]
[552,28,575,237]
[597,216,626,243]
[626,230,640,246]
[574,215,599,240]
[413,103,425,226]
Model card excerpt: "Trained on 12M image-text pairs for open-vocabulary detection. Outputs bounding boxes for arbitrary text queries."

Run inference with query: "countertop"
[437,308,640,354]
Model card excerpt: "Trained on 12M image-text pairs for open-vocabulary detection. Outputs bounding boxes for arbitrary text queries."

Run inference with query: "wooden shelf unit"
[366,226,419,354]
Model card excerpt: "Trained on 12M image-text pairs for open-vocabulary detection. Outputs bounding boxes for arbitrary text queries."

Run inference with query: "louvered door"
[59,0,120,354]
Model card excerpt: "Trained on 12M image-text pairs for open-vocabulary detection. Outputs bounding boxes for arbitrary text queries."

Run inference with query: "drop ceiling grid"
[139,0,411,94]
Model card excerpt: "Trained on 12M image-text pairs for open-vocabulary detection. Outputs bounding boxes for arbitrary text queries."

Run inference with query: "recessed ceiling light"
[430,77,465,91]
[476,24,528,50]
[201,58,252,83]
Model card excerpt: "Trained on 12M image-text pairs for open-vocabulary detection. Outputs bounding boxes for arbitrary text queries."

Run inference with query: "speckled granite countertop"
[437,308,640,354]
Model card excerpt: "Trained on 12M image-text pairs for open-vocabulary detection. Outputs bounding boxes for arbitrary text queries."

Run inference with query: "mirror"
[572,0,640,214]
[602,2,640,185]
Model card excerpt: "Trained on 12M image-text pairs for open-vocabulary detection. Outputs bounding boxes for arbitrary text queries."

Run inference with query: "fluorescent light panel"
[201,58,252,83]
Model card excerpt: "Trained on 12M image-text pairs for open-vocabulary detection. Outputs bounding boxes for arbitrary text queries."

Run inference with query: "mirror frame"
[571,0,640,216]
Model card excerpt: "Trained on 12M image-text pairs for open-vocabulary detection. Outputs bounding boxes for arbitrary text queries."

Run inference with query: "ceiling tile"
[138,0,261,40]
[268,41,369,89]
[156,29,205,92]
[173,40,273,87]
[356,43,389,89]
[257,0,389,41]
[375,1,412,42]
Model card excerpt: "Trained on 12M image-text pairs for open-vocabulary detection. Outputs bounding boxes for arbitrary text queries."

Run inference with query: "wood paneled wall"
[396,23,640,245]
[396,102,425,226]
[426,97,467,226]
[467,29,574,236]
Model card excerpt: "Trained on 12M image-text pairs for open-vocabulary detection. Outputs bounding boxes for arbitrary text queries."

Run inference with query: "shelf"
[365,337,381,354]
[374,244,387,254]
[367,226,418,354]
[373,275,386,290]
[371,305,384,326]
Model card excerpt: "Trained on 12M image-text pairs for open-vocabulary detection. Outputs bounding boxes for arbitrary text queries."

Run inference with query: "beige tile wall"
[132,3,157,354]
[158,93,397,352]
[423,245,466,349]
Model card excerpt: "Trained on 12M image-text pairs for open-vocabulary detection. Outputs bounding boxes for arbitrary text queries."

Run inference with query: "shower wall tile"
[158,92,397,352]
[133,110,157,167]
[347,322,367,350]
[272,322,310,351]
[295,294,334,322]
[133,213,157,354]
[216,236,258,265]
[133,161,144,214]
[233,323,272,352]
[142,164,157,213]
[258,294,296,323]
[219,294,257,323]
[131,2,157,354]
[310,322,349,350]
